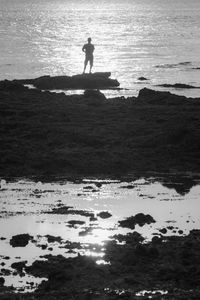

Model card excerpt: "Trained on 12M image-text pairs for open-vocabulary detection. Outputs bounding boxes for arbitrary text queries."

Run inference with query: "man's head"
[88,37,92,43]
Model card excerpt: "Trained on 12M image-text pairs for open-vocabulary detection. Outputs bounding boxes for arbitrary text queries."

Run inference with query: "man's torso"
[83,43,94,57]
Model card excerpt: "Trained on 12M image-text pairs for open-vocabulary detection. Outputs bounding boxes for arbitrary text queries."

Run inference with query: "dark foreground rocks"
[1,81,200,178]
[2,229,200,299]
[14,72,120,90]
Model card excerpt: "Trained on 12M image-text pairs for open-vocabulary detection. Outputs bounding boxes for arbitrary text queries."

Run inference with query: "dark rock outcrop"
[14,72,120,90]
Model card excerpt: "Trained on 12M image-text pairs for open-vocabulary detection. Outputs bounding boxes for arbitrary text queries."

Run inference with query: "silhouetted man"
[82,37,95,74]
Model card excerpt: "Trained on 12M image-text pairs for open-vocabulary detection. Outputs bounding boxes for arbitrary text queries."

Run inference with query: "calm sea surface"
[0,0,200,97]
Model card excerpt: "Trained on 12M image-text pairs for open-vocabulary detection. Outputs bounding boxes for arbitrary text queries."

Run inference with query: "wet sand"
[1,80,200,298]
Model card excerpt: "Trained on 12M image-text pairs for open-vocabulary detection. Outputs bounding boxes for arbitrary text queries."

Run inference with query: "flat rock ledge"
[14,72,120,90]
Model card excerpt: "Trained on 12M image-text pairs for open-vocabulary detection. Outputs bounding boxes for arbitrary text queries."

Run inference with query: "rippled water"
[0,0,200,97]
[0,175,200,291]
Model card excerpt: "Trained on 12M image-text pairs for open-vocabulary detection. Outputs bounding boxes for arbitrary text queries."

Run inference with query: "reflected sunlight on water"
[1,175,200,290]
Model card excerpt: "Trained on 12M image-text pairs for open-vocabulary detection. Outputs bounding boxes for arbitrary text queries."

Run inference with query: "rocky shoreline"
[1,78,200,299]
[1,79,200,180]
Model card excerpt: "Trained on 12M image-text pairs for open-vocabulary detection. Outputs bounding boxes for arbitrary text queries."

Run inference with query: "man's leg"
[89,56,93,73]
[83,58,88,74]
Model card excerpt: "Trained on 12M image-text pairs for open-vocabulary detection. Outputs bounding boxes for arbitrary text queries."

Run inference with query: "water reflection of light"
[136,290,168,297]
[82,228,112,244]
[96,259,110,265]
[82,250,104,258]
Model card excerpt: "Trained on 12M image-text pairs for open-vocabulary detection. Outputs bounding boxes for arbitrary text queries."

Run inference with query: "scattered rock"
[113,231,144,244]
[40,244,48,250]
[3,256,10,260]
[67,220,85,227]
[47,206,94,218]
[0,268,11,276]
[97,211,112,219]
[10,234,33,247]
[119,213,156,229]
[11,261,27,272]
[90,216,98,222]
[159,228,167,234]
[45,235,62,243]
[83,186,94,190]
[138,77,148,81]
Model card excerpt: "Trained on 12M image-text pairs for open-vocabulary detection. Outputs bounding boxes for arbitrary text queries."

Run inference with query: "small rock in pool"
[138,77,148,81]
[67,220,85,227]
[159,228,167,234]
[45,235,62,243]
[97,211,112,219]
[3,256,10,260]
[10,234,33,247]
[90,216,98,222]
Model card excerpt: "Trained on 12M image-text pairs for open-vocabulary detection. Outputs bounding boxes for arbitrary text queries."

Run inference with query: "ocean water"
[0,0,200,97]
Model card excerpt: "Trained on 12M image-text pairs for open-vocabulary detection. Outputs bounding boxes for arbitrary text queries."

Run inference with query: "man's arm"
[82,45,86,52]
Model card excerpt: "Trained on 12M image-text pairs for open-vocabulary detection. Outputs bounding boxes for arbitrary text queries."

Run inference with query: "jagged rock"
[10,234,33,247]
[14,72,120,90]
